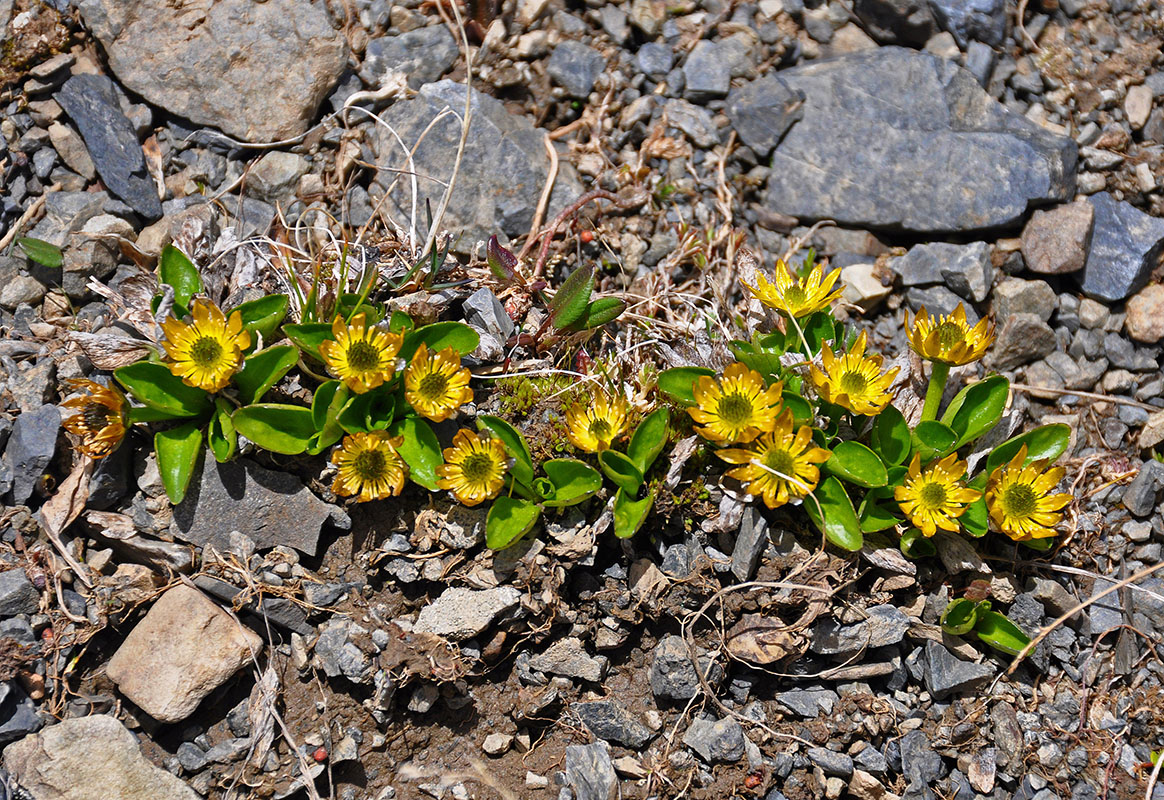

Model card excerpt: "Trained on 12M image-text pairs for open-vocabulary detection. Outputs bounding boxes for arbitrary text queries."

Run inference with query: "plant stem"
[921,361,950,422]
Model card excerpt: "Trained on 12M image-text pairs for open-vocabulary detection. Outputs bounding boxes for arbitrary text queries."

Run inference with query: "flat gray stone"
[853,0,936,46]
[172,457,349,556]
[923,640,995,699]
[726,74,805,155]
[811,604,910,654]
[683,716,745,763]
[546,40,606,98]
[413,586,521,640]
[564,743,617,800]
[764,48,1076,234]
[529,637,607,682]
[372,81,583,246]
[1079,192,1164,303]
[927,0,1006,47]
[0,569,39,618]
[360,26,458,90]
[2,404,60,506]
[573,700,655,748]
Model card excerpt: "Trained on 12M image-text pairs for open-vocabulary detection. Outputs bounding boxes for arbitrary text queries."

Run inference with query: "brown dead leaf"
[629,559,668,604]
[379,622,466,683]
[67,331,152,370]
[39,456,94,587]
[141,135,166,201]
[725,613,804,665]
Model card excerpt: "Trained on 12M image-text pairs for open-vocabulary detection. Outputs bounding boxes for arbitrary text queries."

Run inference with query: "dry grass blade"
[247,662,280,770]
[39,455,95,588]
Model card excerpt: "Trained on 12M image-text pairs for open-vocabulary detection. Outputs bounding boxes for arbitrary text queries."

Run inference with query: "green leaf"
[549,264,595,330]
[114,362,213,418]
[336,293,383,324]
[627,407,670,475]
[208,398,238,463]
[541,459,602,507]
[231,294,289,346]
[858,496,901,533]
[234,345,297,405]
[401,321,480,360]
[282,323,334,361]
[805,476,863,551]
[614,489,653,539]
[486,235,522,285]
[485,496,541,549]
[962,496,988,538]
[870,405,910,466]
[565,297,626,332]
[940,598,982,636]
[311,380,347,430]
[823,441,887,488]
[17,236,62,268]
[389,311,414,333]
[155,422,203,504]
[899,528,936,559]
[942,375,1009,448]
[1020,536,1056,552]
[782,391,814,426]
[801,311,839,355]
[973,610,1031,656]
[657,366,716,406]
[477,415,534,487]
[912,420,958,460]
[337,387,395,433]
[232,404,314,454]
[728,340,784,380]
[126,406,195,424]
[158,244,202,312]
[598,449,644,496]
[389,417,443,491]
[984,424,1071,476]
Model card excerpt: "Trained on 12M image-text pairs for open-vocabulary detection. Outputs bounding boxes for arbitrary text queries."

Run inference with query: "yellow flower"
[745,260,844,319]
[319,313,405,394]
[716,409,830,509]
[60,378,128,459]
[985,445,1071,542]
[404,343,474,422]
[331,431,408,502]
[436,429,509,506]
[906,305,993,366]
[810,330,899,416]
[894,453,981,537]
[566,390,629,453]
[161,299,251,392]
[688,363,783,444]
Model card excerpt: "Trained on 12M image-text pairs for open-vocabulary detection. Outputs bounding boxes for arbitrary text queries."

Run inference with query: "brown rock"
[1020,201,1094,274]
[4,715,198,800]
[106,584,262,723]
[1125,284,1164,343]
[77,0,347,142]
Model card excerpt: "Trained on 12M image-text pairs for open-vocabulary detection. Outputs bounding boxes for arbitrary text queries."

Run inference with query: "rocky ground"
[0,0,1163,799]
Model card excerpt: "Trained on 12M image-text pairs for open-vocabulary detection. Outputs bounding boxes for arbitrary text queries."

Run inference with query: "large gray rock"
[927,0,1006,47]
[1079,192,1164,303]
[77,0,347,142]
[55,75,161,219]
[172,457,349,557]
[371,81,583,246]
[546,40,606,99]
[4,715,199,800]
[725,74,805,156]
[1,405,60,505]
[360,26,459,90]
[853,0,936,46]
[413,586,521,640]
[764,48,1076,234]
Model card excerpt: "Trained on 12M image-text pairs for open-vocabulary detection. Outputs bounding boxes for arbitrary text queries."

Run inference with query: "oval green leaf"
[282,323,334,362]
[18,236,62,268]
[627,407,670,475]
[485,496,541,550]
[941,375,1009,448]
[962,496,988,538]
[973,609,1031,656]
[899,527,936,559]
[541,459,603,507]
[913,420,958,460]
[781,391,814,427]
[858,497,901,533]
[208,398,237,463]
[232,404,314,455]
[476,415,534,487]
[939,598,981,636]
[984,423,1071,476]
[402,321,480,360]
[114,362,212,418]
[871,404,910,466]
[657,366,715,406]
[389,417,442,491]
[805,475,863,552]
[155,422,204,505]
[568,297,626,331]
[159,244,202,311]
[337,387,395,433]
[234,344,298,406]
[824,440,887,488]
[231,294,289,346]
[614,489,654,539]
[549,264,595,330]
[598,449,644,496]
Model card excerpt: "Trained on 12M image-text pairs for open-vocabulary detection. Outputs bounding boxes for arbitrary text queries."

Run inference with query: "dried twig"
[1009,383,1161,413]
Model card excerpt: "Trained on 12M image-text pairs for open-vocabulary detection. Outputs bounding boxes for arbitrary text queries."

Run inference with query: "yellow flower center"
[717,392,753,426]
[936,322,966,349]
[353,448,389,481]
[763,448,796,477]
[1002,483,1037,518]
[461,452,495,482]
[589,419,612,440]
[346,340,382,371]
[783,285,806,307]
[190,336,225,367]
[418,372,448,399]
[838,370,867,395]
[918,481,948,509]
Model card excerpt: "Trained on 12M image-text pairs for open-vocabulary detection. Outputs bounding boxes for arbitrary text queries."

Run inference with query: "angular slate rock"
[413,586,521,640]
[172,457,349,556]
[1,404,60,505]
[684,40,732,102]
[574,700,655,748]
[360,26,458,90]
[546,40,606,98]
[54,75,162,220]
[927,0,1007,48]
[0,569,39,618]
[1079,192,1164,303]
[564,743,617,800]
[78,0,347,143]
[372,81,583,246]
[683,716,745,763]
[0,681,43,744]
[853,0,936,46]
[892,241,992,301]
[726,74,805,156]
[923,640,995,699]
[764,48,1076,233]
